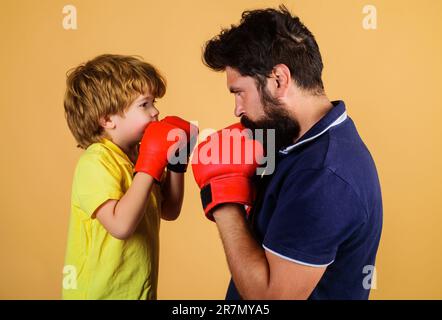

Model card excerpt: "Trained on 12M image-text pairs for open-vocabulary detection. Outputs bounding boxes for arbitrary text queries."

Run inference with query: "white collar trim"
[279,111,348,155]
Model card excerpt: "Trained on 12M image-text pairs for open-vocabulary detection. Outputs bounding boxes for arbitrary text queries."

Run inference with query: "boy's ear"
[99,115,116,129]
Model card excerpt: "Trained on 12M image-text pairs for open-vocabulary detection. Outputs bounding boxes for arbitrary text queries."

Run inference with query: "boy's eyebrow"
[137,95,154,102]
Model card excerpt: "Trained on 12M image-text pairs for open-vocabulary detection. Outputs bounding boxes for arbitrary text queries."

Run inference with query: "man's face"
[226,67,300,151]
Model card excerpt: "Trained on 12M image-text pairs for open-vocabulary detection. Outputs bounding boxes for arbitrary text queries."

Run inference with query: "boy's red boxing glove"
[162,116,199,173]
[191,123,264,221]
[135,119,186,181]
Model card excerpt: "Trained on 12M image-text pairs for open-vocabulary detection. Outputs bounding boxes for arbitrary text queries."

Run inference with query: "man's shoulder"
[281,121,380,221]
[287,119,378,187]
[326,119,382,209]
[277,130,331,175]
[298,118,368,168]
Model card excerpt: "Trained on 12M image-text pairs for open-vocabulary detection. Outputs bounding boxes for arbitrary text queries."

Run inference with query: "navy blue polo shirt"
[226,101,383,300]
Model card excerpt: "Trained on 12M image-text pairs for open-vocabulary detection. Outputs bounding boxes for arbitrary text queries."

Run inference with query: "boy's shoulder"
[78,140,130,167]
[71,141,130,197]
[74,141,128,178]
[77,141,113,165]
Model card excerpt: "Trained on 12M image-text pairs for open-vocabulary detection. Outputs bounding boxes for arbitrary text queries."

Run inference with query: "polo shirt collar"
[279,100,348,155]
[101,138,133,164]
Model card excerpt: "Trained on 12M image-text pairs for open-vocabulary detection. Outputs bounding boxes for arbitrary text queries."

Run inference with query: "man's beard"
[240,88,300,153]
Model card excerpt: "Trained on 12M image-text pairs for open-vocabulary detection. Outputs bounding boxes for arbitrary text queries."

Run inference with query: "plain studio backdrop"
[0,0,441,299]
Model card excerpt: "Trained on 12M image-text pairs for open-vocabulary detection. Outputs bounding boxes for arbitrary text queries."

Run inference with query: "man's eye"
[140,102,148,107]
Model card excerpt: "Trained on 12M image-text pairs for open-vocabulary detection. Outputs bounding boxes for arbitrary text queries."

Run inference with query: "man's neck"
[289,93,333,143]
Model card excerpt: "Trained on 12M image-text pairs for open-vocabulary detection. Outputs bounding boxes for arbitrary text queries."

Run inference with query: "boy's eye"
[139,99,157,108]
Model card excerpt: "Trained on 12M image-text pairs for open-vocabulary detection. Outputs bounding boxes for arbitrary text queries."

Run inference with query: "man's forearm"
[160,170,184,220]
[213,204,271,299]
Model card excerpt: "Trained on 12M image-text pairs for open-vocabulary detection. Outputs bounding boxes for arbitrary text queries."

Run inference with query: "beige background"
[0,0,441,299]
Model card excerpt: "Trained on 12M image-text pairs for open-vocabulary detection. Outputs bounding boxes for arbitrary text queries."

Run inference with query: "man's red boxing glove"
[191,123,264,221]
[162,116,199,173]
[135,120,186,181]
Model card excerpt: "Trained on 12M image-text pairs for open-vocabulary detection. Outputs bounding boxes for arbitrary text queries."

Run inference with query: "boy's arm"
[94,172,155,240]
[94,118,187,239]
[160,170,184,221]
[159,116,197,221]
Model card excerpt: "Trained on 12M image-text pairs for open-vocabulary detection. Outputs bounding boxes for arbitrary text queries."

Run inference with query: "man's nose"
[234,103,244,117]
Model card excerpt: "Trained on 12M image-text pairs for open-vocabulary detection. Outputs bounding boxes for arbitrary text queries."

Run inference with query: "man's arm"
[160,170,184,221]
[191,123,325,298]
[95,172,155,240]
[213,203,326,300]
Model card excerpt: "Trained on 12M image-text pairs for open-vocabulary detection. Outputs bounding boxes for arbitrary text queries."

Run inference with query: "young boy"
[62,54,195,299]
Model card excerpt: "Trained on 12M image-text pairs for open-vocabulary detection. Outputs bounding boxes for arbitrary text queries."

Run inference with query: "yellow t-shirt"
[62,138,162,300]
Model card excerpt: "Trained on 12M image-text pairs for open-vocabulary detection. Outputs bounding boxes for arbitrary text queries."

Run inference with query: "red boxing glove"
[162,116,199,173]
[191,123,264,221]
[135,120,186,181]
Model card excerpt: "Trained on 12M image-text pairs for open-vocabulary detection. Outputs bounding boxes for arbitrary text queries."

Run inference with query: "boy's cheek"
[135,119,152,138]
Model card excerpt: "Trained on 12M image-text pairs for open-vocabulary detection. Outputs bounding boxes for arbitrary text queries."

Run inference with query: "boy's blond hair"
[64,54,166,149]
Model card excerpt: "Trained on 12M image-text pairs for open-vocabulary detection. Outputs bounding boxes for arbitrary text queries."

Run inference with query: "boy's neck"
[119,143,138,164]
[107,136,138,164]
[125,145,139,164]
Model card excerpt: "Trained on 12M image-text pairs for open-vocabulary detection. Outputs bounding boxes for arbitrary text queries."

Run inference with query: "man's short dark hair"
[203,5,324,94]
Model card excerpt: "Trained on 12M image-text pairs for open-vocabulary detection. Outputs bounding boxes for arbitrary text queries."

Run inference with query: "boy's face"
[110,92,159,146]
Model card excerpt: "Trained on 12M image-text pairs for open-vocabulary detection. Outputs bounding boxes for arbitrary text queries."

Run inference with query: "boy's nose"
[151,106,160,118]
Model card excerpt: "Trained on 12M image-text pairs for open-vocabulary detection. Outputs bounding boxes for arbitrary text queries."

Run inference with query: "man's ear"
[272,64,291,97]
[99,115,116,129]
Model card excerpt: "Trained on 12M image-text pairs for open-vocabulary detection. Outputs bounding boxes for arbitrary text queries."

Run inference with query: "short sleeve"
[262,168,366,267]
[73,154,124,217]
